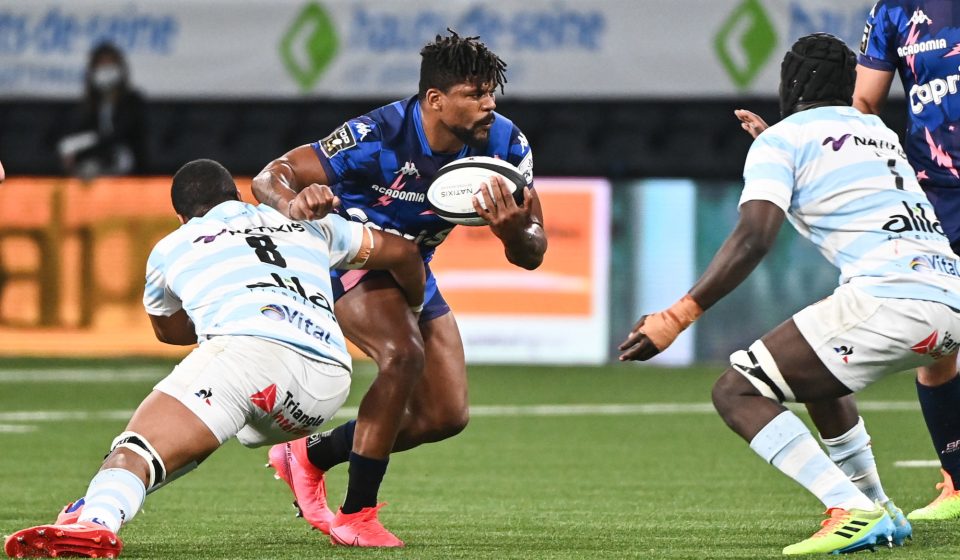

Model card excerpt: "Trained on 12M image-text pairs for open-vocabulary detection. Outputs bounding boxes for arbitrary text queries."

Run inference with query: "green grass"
[1,359,958,558]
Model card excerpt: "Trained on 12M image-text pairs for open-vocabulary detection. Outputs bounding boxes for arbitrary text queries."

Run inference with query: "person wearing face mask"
[58,42,147,179]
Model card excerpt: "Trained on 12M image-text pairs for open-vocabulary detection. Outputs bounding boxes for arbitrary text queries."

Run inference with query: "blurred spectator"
[58,42,147,179]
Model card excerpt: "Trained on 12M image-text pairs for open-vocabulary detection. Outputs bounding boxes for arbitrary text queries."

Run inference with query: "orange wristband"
[640,294,704,351]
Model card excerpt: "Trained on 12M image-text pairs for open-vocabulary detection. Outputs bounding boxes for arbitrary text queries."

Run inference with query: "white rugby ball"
[427,156,527,226]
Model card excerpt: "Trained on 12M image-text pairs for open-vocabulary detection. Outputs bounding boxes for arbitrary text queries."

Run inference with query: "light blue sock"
[77,468,145,533]
[820,417,889,504]
[750,411,874,511]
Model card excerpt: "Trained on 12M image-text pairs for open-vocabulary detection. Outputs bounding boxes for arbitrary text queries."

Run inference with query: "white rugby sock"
[750,411,874,511]
[820,417,890,505]
[77,468,145,533]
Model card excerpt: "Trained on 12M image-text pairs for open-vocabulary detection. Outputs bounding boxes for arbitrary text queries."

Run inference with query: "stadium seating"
[1,99,908,180]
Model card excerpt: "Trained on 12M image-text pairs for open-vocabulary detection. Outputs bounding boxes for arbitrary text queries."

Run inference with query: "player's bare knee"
[378,338,426,381]
[431,406,470,440]
[101,447,151,482]
[712,369,757,418]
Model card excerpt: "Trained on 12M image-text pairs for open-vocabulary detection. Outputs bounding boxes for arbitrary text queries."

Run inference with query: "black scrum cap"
[779,33,856,117]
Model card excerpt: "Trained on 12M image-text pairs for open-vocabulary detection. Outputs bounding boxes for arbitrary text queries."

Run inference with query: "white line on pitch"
[894,460,941,468]
[0,369,165,383]
[0,424,36,433]
[0,401,921,425]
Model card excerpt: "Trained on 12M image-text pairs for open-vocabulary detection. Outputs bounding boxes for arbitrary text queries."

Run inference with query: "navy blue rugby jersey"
[860,0,960,187]
[310,95,533,263]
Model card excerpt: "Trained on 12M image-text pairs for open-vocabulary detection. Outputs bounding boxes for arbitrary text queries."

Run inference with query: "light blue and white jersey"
[741,105,960,309]
[143,200,365,369]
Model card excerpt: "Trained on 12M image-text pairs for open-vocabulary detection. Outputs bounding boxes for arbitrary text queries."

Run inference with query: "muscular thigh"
[335,272,422,362]
[407,312,468,415]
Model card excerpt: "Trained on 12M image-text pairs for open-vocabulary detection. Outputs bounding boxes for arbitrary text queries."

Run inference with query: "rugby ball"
[427,156,527,226]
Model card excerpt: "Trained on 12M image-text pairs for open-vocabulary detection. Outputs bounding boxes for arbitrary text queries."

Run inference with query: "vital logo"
[247,272,335,315]
[833,345,854,364]
[195,388,213,406]
[909,254,960,278]
[883,201,945,235]
[250,383,278,413]
[714,0,777,89]
[259,304,333,344]
[822,134,852,151]
[280,2,339,92]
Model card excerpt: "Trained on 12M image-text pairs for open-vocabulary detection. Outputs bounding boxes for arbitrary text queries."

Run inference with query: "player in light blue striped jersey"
[3,159,425,559]
[620,34,960,555]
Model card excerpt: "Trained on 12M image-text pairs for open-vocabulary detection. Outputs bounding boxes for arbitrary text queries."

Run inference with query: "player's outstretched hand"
[288,184,340,220]
[735,109,770,139]
[473,175,533,240]
[618,316,663,361]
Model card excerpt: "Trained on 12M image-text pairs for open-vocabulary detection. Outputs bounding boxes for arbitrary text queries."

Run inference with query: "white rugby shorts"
[792,283,960,392]
[154,336,351,448]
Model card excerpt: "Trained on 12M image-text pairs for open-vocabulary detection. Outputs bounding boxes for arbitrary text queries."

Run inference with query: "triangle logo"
[250,383,278,413]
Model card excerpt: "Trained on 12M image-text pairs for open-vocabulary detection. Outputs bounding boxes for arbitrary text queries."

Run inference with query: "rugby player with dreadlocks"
[621,33,960,555]
[252,30,546,547]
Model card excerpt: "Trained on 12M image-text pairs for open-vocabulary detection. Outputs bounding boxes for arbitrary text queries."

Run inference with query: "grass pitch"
[1,358,958,559]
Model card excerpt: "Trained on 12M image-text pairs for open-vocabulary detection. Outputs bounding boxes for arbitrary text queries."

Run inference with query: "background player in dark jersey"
[252,31,546,547]
[854,0,960,520]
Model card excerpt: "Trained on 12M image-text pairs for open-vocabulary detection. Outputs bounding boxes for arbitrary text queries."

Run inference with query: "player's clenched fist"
[288,184,340,220]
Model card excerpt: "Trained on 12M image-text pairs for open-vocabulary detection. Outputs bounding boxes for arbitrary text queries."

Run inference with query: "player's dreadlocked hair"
[418,29,507,99]
[171,159,239,218]
[779,33,856,117]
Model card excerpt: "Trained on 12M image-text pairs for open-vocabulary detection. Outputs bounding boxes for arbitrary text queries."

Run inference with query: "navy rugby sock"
[305,420,355,472]
[341,452,388,514]
[916,374,960,482]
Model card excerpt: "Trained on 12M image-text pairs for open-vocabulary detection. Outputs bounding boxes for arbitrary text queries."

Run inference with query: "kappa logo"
[909,8,932,26]
[833,345,854,364]
[396,161,420,178]
[195,388,214,406]
[250,383,278,413]
[354,121,373,141]
[822,134,852,151]
[518,132,529,151]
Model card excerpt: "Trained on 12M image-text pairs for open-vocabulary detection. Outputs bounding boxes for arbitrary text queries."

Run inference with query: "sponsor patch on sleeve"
[859,22,872,55]
[319,124,357,158]
[518,151,533,185]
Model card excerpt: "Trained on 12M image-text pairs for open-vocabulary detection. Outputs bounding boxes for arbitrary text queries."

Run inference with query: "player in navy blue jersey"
[854,0,960,521]
[252,30,546,546]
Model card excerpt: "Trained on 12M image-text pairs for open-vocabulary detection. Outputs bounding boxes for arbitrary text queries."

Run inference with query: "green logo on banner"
[281,2,339,91]
[714,0,777,89]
